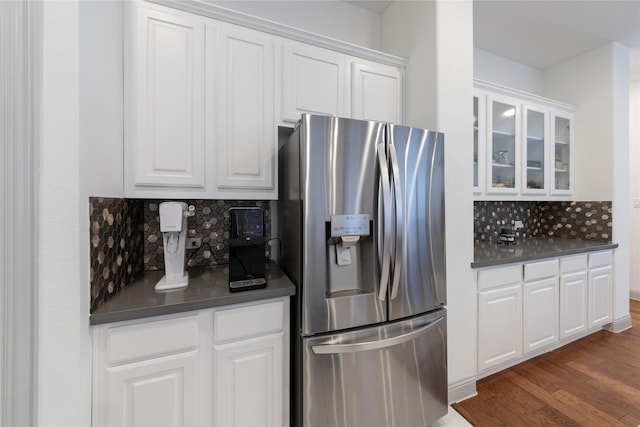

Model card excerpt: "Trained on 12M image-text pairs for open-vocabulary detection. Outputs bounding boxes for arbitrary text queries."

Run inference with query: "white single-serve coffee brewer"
[155,202,195,291]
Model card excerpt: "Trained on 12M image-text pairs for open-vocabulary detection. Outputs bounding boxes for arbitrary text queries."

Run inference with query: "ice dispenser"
[329,214,370,266]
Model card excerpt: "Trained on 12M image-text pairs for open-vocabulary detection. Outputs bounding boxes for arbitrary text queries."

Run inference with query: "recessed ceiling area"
[346,0,640,80]
[473,0,640,78]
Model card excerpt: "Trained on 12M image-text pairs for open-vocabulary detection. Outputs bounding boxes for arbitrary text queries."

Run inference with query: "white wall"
[434,0,476,401]
[212,0,382,50]
[542,44,615,201]
[474,48,542,95]
[383,0,476,402]
[543,42,631,326]
[39,1,123,425]
[39,2,89,424]
[381,1,437,129]
[80,0,124,198]
[631,80,640,300]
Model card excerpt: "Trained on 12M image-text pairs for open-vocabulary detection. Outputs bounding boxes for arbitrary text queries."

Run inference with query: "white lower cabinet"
[105,351,199,426]
[477,265,522,371]
[523,259,559,353]
[92,297,289,427]
[212,299,287,426]
[478,283,522,371]
[588,251,613,328]
[559,255,588,339]
[214,334,284,426]
[476,250,613,375]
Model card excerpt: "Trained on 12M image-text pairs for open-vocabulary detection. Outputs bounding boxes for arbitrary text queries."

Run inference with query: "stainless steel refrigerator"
[278,114,447,427]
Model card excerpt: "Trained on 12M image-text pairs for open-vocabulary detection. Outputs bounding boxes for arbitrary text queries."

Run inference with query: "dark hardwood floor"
[452,299,640,426]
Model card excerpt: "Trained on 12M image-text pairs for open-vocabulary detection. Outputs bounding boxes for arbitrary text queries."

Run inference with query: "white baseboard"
[448,376,477,404]
[630,289,640,301]
[605,315,633,333]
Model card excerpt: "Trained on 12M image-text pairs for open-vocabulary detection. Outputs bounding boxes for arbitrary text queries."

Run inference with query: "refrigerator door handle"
[376,143,392,301]
[311,316,444,354]
[388,143,403,300]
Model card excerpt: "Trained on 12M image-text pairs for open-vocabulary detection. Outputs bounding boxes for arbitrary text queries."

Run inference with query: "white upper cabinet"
[210,23,276,199]
[474,80,575,200]
[550,111,574,195]
[281,42,350,123]
[352,61,404,124]
[486,94,520,195]
[125,4,207,195]
[522,104,548,195]
[125,1,406,199]
[473,90,487,194]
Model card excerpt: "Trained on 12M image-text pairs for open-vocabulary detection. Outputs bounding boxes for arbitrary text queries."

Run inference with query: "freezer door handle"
[376,143,392,301]
[388,143,403,300]
[311,316,444,354]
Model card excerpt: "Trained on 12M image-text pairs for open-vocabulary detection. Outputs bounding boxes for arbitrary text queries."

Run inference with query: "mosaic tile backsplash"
[143,200,271,271]
[474,201,612,243]
[89,197,144,312]
[90,197,611,311]
[89,198,272,312]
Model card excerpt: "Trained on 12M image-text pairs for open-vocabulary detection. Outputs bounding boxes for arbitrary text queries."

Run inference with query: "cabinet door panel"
[128,6,206,189]
[589,266,612,328]
[352,62,403,124]
[521,105,548,195]
[473,91,487,194]
[559,270,588,339]
[550,112,574,195]
[213,24,276,193]
[214,333,285,426]
[282,45,349,122]
[106,351,198,427]
[523,277,559,353]
[478,284,522,371]
[486,94,520,194]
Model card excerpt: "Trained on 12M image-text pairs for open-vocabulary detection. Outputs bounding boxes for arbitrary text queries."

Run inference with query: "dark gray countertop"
[90,264,296,325]
[473,238,618,268]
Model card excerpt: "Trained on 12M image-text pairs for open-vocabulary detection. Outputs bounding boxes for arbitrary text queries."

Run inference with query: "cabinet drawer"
[106,314,199,365]
[560,254,587,273]
[524,259,559,282]
[478,264,522,290]
[214,300,284,343]
[589,250,612,269]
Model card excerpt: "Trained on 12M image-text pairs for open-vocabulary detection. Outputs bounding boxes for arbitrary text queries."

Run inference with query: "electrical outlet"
[186,237,202,249]
[514,220,523,229]
[634,199,640,209]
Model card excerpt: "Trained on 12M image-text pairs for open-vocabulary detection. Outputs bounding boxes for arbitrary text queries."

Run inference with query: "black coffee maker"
[229,207,267,292]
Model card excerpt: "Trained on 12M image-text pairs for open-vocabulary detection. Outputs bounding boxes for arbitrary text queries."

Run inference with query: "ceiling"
[345,0,640,80]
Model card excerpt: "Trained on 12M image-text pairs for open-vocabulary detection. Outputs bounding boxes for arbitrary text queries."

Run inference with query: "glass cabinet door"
[473,92,486,194]
[487,96,519,193]
[522,106,547,194]
[551,113,573,194]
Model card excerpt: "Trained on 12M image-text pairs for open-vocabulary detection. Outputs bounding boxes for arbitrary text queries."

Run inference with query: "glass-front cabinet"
[473,91,486,194]
[551,112,573,195]
[522,105,547,195]
[473,80,575,199]
[487,95,519,194]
